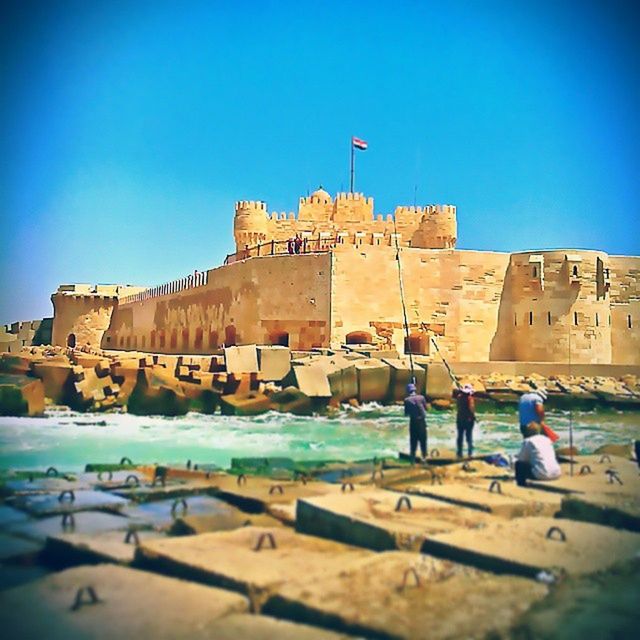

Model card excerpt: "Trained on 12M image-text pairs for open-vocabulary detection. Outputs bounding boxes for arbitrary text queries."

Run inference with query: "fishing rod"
[392,214,416,383]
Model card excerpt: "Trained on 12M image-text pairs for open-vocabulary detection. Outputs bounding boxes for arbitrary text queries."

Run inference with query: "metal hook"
[395,496,413,512]
[253,532,277,551]
[71,586,100,611]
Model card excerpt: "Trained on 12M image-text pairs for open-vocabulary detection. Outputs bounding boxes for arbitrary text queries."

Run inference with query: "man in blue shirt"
[404,382,428,465]
[518,388,548,437]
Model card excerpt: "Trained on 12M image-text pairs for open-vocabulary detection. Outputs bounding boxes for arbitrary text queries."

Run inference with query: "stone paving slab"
[468,480,562,517]
[169,511,283,535]
[136,526,371,610]
[213,476,336,513]
[75,471,146,491]
[200,614,348,639]
[0,532,43,562]
[44,529,164,566]
[560,492,640,532]
[111,479,218,501]
[123,495,238,531]
[0,504,30,529]
[527,461,640,495]
[2,477,92,496]
[396,479,538,518]
[422,516,640,577]
[0,563,249,640]
[6,511,130,543]
[12,490,129,517]
[296,489,496,551]
[265,552,548,640]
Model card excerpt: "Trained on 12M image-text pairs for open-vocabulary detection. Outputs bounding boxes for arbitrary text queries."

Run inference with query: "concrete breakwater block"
[44,529,164,567]
[422,517,640,577]
[527,460,640,496]
[560,492,640,532]
[7,511,130,543]
[198,614,348,640]
[296,489,496,551]
[257,345,291,382]
[214,475,336,513]
[111,478,218,502]
[1,476,90,497]
[12,490,129,517]
[353,358,391,403]
[170,511,283,535]
[30,361,73,403]
[123,495,239,531]
[267,386,312,414]
[265,552,548,640]
[224,345,259,374]
[424,362,454,400]
[0,373,45,416]
[397,479,545,518]
[468,480,562,517]
[383,358,426,401]
[0,532,43,562]
[287,363,332,398]
[0,564,249,639]
[135,526,371,609]
[220,391,272,416]
[75,470,146,491]
[0,504,30,529]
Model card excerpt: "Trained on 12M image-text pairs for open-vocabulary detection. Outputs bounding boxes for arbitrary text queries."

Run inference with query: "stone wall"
[330,245,510,362]
[609,255,640,364]
[104,254,331,353]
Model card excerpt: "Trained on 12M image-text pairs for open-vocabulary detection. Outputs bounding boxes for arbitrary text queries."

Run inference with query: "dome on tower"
[310,186,331,201]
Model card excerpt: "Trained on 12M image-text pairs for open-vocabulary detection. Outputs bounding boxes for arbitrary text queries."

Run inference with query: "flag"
[352,136,368,150]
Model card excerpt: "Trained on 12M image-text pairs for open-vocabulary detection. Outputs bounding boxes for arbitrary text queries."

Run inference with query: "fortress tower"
[410,205,458,249]
[233,200,269,250]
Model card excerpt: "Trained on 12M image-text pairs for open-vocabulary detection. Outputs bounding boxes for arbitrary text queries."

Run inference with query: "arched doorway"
[67,333,76,348]
[346,330,373,345]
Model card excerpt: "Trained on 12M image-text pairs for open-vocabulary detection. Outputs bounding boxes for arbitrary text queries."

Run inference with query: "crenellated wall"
[232,188,457,253]
[51,284,147,349]
[103,254,331,353]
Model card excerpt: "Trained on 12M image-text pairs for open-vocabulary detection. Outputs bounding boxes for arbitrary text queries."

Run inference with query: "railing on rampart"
[119,270,210,305]
[224,238,340,265]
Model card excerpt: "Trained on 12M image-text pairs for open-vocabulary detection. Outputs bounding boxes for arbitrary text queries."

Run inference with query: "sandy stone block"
[560,492,640,532]
[423,362,453,399]
[31,361,73,403]
[203,614,348,640]
[383,358,426,400]
[289,363,332,398]
[213,475,336,513]
[44,529,164,566]
[0,374,45,416]
[422,516,640,577]
[7,511,131,543]
[0,533,43,562]
[296,489,496,551]
[527,461,640,496]
[354,358,391,402]
[13,490,129,517]
[257,345,291,381]
[224,345,259,374]
[136,526,371,608]
[266,552,548,640]
[0,564,249,640]
[398,479,543,518]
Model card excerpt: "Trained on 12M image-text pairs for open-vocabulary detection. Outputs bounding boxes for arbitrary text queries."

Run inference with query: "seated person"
[515,422,561,486]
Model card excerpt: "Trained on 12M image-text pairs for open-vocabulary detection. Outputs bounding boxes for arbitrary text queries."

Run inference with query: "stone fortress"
[49,188,639,366]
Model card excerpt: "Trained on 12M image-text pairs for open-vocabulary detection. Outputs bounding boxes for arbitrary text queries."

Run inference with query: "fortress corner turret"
[410,205,457,249]
[233,200,269,251]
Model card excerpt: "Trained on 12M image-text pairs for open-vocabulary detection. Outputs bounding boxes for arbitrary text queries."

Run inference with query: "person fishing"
[515,422,561,485]
[404,382,428,465]
[518,385,559,442]
[455,383,476,458]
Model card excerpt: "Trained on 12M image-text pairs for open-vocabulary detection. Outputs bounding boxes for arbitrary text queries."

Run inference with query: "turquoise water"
[0,405,638,472]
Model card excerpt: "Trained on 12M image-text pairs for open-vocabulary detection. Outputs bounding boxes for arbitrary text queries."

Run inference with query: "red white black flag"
[352,136,368,150]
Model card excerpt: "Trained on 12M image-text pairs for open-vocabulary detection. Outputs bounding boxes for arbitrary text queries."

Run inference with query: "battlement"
[234,200,268,213]
[233,188,458,251]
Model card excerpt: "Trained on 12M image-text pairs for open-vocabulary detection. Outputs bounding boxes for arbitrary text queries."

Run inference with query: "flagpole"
[350,140,355,192]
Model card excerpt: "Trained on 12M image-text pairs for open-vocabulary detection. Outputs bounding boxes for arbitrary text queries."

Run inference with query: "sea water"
[0,405,638,472]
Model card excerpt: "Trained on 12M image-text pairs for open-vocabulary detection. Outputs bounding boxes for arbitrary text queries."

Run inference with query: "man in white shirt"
[515,422,561,485]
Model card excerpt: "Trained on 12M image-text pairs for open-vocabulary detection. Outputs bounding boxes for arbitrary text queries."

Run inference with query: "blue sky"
[1,0,638,323]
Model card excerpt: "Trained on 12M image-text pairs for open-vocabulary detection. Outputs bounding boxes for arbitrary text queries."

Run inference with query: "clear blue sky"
[1,0,638,323]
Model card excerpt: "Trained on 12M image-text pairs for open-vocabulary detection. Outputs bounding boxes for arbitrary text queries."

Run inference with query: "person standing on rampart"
[287,237,295,254]
[404,383,428,465]
[455,383,476,458]
[294,234,302,254]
